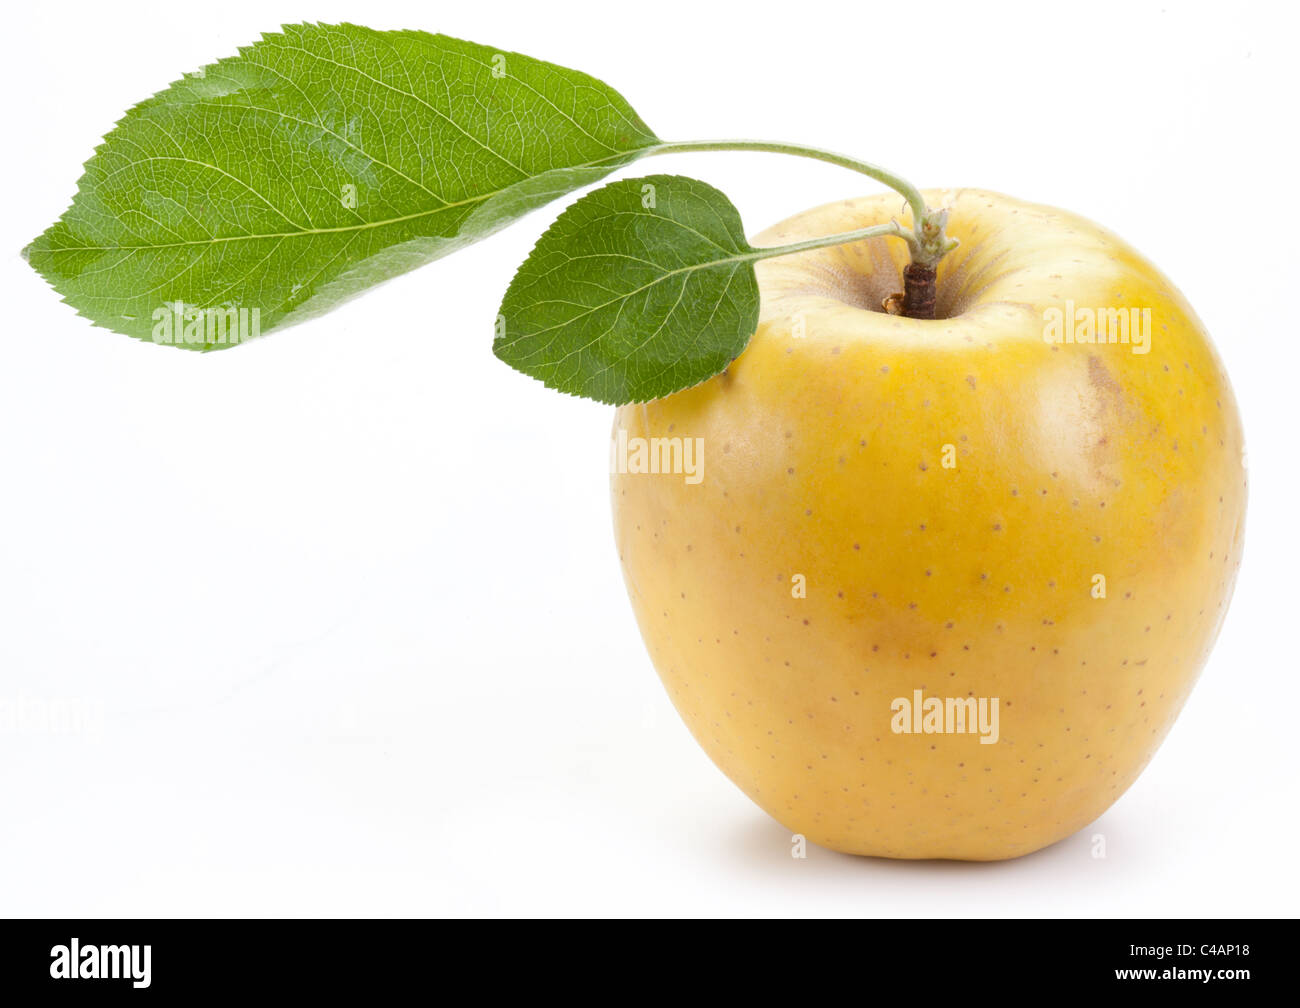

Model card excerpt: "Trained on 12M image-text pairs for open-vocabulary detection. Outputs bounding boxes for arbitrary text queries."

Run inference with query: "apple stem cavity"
[651,139,956,317]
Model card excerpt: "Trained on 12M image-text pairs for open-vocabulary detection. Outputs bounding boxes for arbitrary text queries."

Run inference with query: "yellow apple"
[611,188,1246,860]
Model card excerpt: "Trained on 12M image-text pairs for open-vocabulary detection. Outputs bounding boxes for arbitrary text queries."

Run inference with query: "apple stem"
[648,139,958,317]
[902,263,937,319]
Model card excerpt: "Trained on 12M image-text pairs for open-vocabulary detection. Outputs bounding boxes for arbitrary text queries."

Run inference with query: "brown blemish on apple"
[1087,354,1123,398]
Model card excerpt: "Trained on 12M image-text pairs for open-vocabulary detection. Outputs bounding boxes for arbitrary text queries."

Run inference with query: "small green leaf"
[25,23,659,348]
[494,175,760,404]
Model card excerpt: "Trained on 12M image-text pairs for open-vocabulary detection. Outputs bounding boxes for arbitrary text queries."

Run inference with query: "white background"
[3,0,1296,917]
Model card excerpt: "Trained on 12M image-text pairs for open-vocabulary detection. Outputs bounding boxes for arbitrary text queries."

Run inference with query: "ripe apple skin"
[611,189,1246,860]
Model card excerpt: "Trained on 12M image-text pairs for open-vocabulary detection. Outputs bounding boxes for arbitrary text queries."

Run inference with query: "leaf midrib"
[503,247,758,348]
[33,150,643,256]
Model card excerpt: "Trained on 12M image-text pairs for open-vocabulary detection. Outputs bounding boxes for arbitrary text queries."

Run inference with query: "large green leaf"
[494,175,761,405]
[24,23,659,348]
